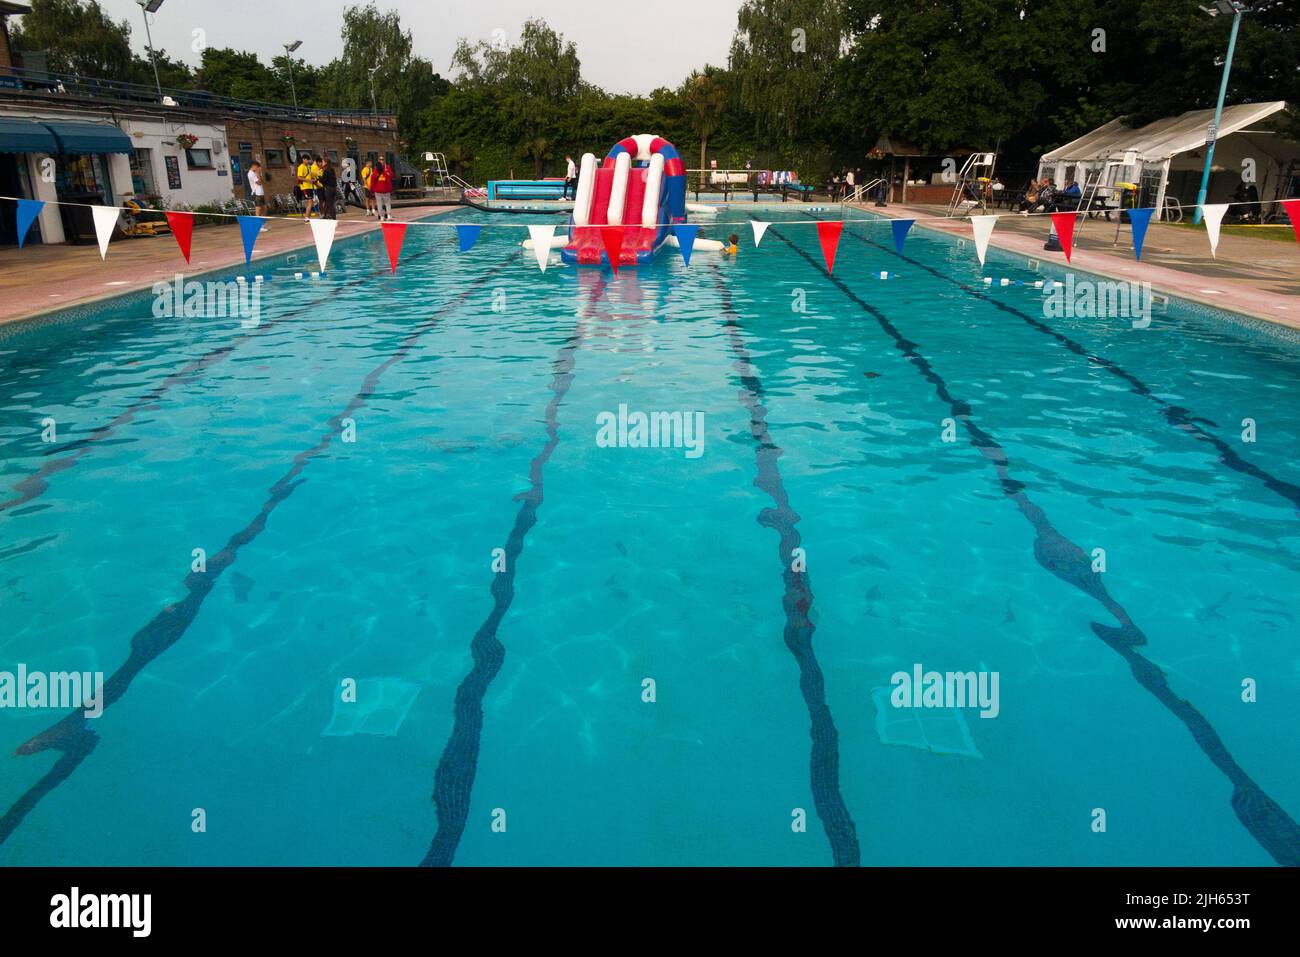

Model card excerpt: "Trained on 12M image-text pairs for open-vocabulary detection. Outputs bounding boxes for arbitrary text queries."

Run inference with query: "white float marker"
[1200,204,1229,258]
[527,225,555,271]
[92,206,120,261]
[309,218,337,273]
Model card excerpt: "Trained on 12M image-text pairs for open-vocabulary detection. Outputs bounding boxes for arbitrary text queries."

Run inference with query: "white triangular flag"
[1200,204,1229,258]
[92,206,120,260]
[751,220,769,247]
[309,218,337,272]
[527,225,555,272]
[970,215,998,267]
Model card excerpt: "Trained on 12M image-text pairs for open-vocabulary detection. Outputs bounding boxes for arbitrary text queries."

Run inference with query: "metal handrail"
[0,65,397,127]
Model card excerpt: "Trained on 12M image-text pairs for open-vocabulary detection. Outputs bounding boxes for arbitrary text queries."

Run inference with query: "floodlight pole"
[284,44,299,110]
[1192,5,1244,225]
[137,0,163,102]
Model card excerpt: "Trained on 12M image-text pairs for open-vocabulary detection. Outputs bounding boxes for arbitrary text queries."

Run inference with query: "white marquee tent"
[1038,101,1298,220]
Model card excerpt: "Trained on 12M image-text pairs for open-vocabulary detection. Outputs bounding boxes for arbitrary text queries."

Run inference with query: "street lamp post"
[136,0,165,102]
[367,66,380,118]
[284,40,302,111]
[1192,1,1250,225]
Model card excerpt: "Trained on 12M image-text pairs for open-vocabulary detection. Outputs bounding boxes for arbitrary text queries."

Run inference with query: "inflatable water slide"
[558,134,721,267]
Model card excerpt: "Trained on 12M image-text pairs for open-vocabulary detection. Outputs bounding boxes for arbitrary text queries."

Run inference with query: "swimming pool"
[1,208,1297,866]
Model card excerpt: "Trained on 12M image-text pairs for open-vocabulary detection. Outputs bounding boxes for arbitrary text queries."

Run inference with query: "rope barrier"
[0,194,1289,232]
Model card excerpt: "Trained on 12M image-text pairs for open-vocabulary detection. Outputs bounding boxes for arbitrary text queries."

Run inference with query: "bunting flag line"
[816,221,844,274]
[1280,199,1300,250]
[1126,207,1155,261]
[600,226,625,274]
[751,220,769,247]
[165,211,194,264]
[91,206,120,261]
[891,218,914,256]
[237,215,265,264]
[970,215,998,268]
[527,225,555,272]
[673,224,699,266]
[1200,204,1229,258]
[381,222,407,273]
[1049,212,1078,264]
[309,218,337,273]
[456,223,482,252]
[16,199,43,249]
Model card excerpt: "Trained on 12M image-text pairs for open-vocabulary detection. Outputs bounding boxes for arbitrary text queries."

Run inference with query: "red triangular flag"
[381,222,407,273]
[165,211,193,263]
[816,221,843,274]
[600,226,625,274]
[1281,199,1300,249]
[1050,212,1078,263]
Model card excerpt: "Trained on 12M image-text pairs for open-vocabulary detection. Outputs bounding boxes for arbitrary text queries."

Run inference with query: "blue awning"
[44,120,134,155]
[0,116,60,153]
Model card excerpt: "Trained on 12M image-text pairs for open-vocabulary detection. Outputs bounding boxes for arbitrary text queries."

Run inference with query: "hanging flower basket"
[282,132,297,145]
[175,133,199,150]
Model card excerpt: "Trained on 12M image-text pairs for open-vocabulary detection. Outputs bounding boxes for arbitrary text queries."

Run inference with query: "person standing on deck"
[564,155,577,200]
[247,160,269,222]
[296,153,317,219]
[372,158,394,221]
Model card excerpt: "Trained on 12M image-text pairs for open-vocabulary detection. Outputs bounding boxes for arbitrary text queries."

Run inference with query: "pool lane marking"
[834,215,1300,514]
[0,254,516,849]
[769,223,1300,866]
[421,276,607,867]
[0,238,448,516]
[708,265,861,867]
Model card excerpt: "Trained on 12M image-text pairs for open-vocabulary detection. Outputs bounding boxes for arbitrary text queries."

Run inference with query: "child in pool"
[725,233,739,255]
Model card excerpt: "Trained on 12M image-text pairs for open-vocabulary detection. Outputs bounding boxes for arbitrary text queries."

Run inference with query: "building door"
[130,148,158,197]
[0,154,22,245]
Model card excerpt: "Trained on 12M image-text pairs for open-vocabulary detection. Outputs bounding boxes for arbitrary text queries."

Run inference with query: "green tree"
[728,0,849,140]
[681,70,727,189]
[10,0,135,78]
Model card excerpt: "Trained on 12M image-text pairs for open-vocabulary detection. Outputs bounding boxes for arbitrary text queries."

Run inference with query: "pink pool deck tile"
[856,202,1300,330]
[0,205,459,326]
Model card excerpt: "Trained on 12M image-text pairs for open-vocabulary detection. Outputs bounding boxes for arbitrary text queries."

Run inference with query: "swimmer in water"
[725,233,739,255]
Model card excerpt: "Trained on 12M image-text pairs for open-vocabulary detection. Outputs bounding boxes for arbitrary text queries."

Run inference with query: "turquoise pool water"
[1,208,1298,866]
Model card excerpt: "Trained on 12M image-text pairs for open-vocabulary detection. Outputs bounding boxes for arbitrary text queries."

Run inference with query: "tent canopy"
[1040,101,1290,165]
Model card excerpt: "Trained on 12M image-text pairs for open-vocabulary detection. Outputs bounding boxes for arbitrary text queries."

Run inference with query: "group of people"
[1018,176,1082,215]
[830,168,862,201]
[243,153,396,221]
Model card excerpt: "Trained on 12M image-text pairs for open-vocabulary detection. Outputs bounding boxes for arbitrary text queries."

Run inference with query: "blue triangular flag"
[456,224,481,252]
[1127,208,1154,261]
[891,219,914,256]
[237,216,265,264]
[16,199,44,249]
[673,224,699,266]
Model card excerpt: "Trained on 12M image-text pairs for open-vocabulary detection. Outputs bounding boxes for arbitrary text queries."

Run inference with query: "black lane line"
[837,215,1300,513]
[421,275,607,867]
[709,266,861,867]
[0,237,446,515]
[0,254,514,848]
[771,223,1300,866]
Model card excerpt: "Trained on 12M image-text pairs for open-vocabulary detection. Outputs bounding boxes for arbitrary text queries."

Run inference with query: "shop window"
[185,148,214,170]
[265,149,285,168]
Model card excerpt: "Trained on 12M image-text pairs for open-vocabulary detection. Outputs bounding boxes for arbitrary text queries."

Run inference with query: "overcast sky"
[88,0,743,95]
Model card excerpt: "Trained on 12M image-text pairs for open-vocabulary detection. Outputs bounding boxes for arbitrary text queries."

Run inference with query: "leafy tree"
[681,70,727,189]
[10,0,135,78]
[728,0,849,140]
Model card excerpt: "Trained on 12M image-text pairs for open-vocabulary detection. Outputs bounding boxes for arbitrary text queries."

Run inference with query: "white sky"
[84,0,744,95]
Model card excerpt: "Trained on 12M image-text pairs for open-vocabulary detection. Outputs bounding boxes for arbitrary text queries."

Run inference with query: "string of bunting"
[4,195,1298,276]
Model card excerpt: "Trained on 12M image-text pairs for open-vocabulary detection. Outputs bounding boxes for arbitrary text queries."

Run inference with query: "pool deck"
[0,205,457,326]
[850,202,1300,329]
